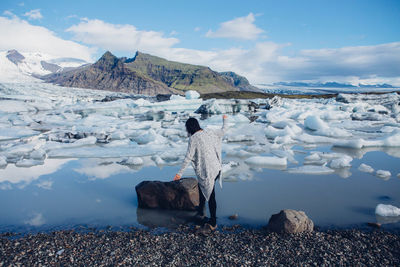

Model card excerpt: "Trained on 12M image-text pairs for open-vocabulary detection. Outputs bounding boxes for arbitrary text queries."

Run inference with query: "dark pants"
[198,172,220,223]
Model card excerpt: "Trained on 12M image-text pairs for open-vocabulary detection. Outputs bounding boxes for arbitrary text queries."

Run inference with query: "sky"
[1,0,400,86]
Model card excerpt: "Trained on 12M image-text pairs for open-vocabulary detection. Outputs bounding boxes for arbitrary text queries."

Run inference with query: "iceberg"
[375,204,400,217]
[376,170,391,179]
[358,163,374,173]
[286,165,335,175]
[329,155,353,169]
[244,156,287,167]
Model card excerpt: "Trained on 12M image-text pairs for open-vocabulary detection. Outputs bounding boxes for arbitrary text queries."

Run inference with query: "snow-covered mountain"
[0,49,89,83]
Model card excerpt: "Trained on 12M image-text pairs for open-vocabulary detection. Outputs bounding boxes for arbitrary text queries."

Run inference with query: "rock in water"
[135,178,199,210]
[267,209,314,234]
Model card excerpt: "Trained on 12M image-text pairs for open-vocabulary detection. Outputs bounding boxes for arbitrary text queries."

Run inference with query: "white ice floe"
[304,115,351,137]
[120,157,144,165]
[0,156,7,168]
[376,170,391,179]
[29,149,47,160]
[0,127,40,141]
[244,156,287,167]
[329,155,353,169]
[304,153,322,163]
[226,134,255,142]
[358,163,374,173]
[185,90,200,99]
[15,159,44,167]
[375,204,400,217]
[286,165,335,175]
[222,161,239,174]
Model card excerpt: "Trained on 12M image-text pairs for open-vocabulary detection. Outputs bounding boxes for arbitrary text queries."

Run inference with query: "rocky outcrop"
[267,209,314,234]
[135,178,199,210]
[43,52,179,96]
[219,71,260,92]
[43,51,259,95]
[6,50,25,65]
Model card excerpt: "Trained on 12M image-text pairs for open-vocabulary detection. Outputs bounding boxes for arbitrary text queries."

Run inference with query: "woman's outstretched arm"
[174,138,195,180]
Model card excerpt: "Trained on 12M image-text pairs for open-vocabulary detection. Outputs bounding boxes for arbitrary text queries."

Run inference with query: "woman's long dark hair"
[185,117,202,136]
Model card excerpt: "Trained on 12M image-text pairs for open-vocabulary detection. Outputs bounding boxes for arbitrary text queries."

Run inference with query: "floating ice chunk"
[103,139,131,147]
[0,128,40,141]
[226,134,255,142]
[304,153,321,162]
[271,149,298,164]
[152,155,165,165]
[334,132,400,149]
[382,132,400,147]
[0,156,7,168]
[185,90,200,100]
[0,100,36,113]
[15,159,44,167]
[244,144,269,154]
[376,170,391,179]
[330,155,352,169]
[170,94,185,101]
[225,148,254,158]
[133,129,167,145]
[244,156,287,167]
[305,116,326,131]
[375,204,400,217]
[358,163,374,173]
[287,165,335,175]
[222,161,239,174]
[295,133,336,144]
[120,157,144,165]
[29,149,47,160]
[334,139,365,149]
[304,115,351,137]
[397,173,400,178]
[43,136,97,151]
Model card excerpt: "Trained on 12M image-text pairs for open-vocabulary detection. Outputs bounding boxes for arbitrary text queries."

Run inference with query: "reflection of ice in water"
[25,213,45,226]
[0,83,400,230]
[0,159,72,185]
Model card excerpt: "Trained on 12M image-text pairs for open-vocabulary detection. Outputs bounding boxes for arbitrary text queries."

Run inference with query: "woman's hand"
[173,174,181,181]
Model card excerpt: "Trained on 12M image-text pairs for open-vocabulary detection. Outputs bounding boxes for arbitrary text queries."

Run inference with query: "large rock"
[135,178,199,210]
[267,209,314,234]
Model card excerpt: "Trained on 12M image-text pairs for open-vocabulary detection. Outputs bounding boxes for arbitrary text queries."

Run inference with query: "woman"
[173,115,227,230]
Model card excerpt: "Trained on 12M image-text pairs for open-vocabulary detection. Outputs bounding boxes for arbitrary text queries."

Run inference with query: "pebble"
[0,226,399,266]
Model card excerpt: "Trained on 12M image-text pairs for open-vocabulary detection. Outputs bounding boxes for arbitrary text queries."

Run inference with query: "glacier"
[0,82,399,186]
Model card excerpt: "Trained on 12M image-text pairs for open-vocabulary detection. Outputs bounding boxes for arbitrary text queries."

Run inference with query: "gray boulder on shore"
[135,178,199,211]
[267,209,314,234]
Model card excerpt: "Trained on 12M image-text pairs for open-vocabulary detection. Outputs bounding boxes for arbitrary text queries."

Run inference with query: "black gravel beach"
[1,225,399,266]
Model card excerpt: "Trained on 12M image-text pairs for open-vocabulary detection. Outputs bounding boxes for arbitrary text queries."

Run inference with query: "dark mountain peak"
[7,49,25,65]
[93,51,122,71]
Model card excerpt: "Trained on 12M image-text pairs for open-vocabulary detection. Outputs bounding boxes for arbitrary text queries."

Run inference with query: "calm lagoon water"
[1,147,399,233]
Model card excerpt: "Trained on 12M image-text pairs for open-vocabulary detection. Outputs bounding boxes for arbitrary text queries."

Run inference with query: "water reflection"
[136,208,196,229]
[0,159,72,186]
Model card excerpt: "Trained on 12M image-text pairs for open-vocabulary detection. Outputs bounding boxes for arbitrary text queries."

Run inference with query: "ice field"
[0,82,400,231]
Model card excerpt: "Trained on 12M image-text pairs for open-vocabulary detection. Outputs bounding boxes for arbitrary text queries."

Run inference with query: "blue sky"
[1,0,400,85]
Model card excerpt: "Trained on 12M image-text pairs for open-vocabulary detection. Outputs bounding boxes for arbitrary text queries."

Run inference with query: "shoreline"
[1,225,399,266]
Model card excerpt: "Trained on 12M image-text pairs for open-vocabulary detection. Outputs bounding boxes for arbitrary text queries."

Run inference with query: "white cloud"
[4,15,397,86]
[0,15,94,61]
[24,9,43,20]
[194,27,201,32]
[66,18,179,55]
[206,13,264,40]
